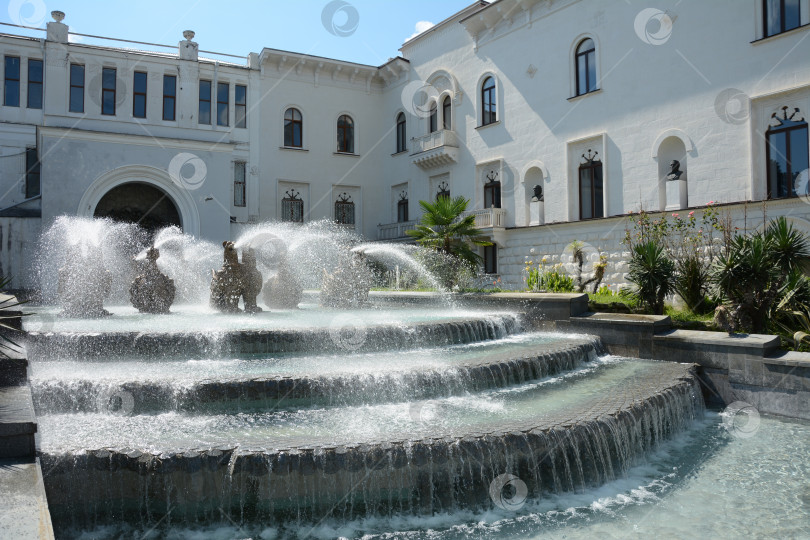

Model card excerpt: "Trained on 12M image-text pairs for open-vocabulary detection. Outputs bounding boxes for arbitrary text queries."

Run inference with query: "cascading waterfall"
[26,217,710,537]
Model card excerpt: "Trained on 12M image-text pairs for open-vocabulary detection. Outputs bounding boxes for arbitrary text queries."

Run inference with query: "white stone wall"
[498,198,810,292]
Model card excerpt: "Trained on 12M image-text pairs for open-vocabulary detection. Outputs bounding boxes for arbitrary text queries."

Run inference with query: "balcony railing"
[412,129,458,153]
[460,208,507,229]
[411,130,459,169]
[377,220,416,240]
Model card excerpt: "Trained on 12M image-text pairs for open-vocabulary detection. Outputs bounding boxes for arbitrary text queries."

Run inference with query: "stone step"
[0,385,37,459]
[0,457,55,539]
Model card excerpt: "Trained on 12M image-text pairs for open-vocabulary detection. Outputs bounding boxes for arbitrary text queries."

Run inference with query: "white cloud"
[405,21,435,42]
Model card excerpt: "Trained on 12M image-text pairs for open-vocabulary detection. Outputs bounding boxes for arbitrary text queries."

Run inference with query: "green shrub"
[539,266,575,292]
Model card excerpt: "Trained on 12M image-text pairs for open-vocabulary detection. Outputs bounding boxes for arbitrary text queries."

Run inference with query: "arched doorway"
[93,182,181,233]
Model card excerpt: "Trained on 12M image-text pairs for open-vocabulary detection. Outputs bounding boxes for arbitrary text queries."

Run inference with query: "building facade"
[1,0,809,290]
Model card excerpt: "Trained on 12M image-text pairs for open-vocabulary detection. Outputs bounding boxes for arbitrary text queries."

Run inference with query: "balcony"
[410,130,459,170]
[377,220,416,241]
[460,208,506,229]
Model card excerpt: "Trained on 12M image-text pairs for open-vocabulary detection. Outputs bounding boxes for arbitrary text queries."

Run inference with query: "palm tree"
[406,196,492,267]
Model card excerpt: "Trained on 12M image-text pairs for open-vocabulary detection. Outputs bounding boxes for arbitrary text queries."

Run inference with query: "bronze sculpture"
[129,247,176,314]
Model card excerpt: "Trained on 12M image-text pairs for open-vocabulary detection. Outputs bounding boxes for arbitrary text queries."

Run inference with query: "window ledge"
[568,88,602,102]
[476,120,501,131]
[280,146,308,152]
[392,149,408,156]
[334,152,360,157]
[751,23,810,44]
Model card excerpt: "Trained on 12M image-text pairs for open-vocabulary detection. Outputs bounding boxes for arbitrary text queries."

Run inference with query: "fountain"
[56,243,113,318]
[22,216,738,538]
[262,259,303,309]
[320,250,372,308]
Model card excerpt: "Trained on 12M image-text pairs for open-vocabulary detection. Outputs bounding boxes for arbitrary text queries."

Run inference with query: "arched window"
[767,106,808,200]
[575,38,597,96]
[481,76,496,126]
[429,102,438,133]
[395,113,406,153]
[284,107,303,148]
[337,114,355,153]
[442,95,452,130]
[282,189,304,223]
[579,150,603,219]
[335,192,355,226]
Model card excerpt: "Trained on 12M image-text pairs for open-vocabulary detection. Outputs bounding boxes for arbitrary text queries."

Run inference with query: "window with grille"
[282,189,304,223]
[335,193,355,225]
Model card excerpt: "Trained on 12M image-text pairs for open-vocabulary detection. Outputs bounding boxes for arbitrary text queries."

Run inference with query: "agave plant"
[627,241,675,315]
[711,217,810,334]
[0,276,26,358]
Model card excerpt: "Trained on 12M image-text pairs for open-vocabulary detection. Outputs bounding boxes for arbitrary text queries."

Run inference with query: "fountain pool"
[20,217,809,538]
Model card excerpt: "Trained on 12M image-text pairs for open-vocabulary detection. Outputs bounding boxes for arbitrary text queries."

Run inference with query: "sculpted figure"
[240,248,263,313]
[210,241,244,313]
[129,247,175,314]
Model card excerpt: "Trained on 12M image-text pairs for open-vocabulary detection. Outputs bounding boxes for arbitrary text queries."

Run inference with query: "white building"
[1,1,809,290]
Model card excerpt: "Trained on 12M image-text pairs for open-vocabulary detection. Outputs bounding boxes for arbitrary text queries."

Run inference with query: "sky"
[2,0,475,65]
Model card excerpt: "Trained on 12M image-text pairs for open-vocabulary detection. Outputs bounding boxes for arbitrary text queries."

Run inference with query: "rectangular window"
[25,147,40,198]
[27,59,43,109]
[397,198,408,222]
[101,67,116,115]
[217,82,228,126]
[133,71,147,118]
[764,0,802,37]
[163,74,176,121]
[579,162,604,220]
[69,64,84,113]
[484,244,497,274]
[235,84,247,128]
[199,80,211,124]
[234,162,246,207]
[4,56,20,107]
[767,123,809,199]
[484,181,502,209]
